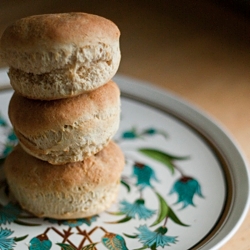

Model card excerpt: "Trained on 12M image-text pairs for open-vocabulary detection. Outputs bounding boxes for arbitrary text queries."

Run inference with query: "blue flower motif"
[1,134,18,159]
[61,219,87,227]
[0,203,21,225]
[0,115,7,127]
[132,162,158,189]
[46,215,98,227]
[122,130,137,139]
[142,128,157,135]
[170,176,204,208]
[1,145,13,158]
[137,225,177,248]
[7,131,18,142]
[142,128,168,138]
[29,234,52,250]
[61,215,98,227]
[121,127,167,140]
[0,228,16,249]
[119,199,155,220]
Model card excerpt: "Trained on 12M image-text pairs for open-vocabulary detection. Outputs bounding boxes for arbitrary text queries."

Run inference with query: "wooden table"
[1,1,250,249]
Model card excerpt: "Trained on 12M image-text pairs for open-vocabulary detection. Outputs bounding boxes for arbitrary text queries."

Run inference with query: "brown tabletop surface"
[1,0,250,249]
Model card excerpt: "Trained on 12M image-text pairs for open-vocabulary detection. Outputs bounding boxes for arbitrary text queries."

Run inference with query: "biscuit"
[8,80,120,164]
[4,142,124,219]
[0,13,121,99]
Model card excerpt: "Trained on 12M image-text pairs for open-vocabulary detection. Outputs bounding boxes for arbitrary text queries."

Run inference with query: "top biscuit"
[0,13,121,99]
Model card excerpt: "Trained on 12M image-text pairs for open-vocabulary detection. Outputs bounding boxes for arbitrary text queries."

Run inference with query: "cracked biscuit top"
[0,12,120,74]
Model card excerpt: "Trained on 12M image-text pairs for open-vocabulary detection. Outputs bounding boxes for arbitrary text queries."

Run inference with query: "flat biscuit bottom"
[8,182,120,219]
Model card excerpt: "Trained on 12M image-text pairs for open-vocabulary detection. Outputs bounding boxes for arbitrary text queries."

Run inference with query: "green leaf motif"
[168,207,189,227]
[102,233,128,250]
[123,233,138,239]
[138,148,189,174]
[56,243,76,250]
[14,234,28,242]
[14,219,41,226]
[56,243,98,250]
[120,180,131,193]
[82,243,99,250]
[106,216,132,224]
[106,211,125,216]
[150,192,169,227]
[133,247,148,250]
[150,191,188,227]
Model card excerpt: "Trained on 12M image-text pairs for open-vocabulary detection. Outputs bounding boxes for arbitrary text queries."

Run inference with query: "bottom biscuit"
[4,141,124,219]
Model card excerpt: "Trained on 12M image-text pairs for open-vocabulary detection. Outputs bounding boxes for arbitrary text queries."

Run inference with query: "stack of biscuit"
[0,13,124,219]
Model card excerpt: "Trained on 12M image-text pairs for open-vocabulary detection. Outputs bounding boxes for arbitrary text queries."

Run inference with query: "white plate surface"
[0,69,249,250]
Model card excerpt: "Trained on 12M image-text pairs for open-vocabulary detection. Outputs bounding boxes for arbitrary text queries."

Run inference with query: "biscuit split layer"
[0,13,121,100]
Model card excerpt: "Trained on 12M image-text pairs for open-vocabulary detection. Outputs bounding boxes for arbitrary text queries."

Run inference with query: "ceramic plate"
[0,69,249,250]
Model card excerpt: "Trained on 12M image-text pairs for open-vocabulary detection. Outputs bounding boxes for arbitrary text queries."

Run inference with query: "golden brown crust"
[0,13,120,53]
[0,13,121,77]
[4,141,124,218]
[4,142,124,189]
[8,80,120,134]
[0,12,121,99]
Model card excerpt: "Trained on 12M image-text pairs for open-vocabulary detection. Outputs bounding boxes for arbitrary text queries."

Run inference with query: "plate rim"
[114,74,250,250]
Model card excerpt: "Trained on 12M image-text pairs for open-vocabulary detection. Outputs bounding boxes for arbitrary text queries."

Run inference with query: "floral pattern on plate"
[4,77,249,250]
[0,110,209,250]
